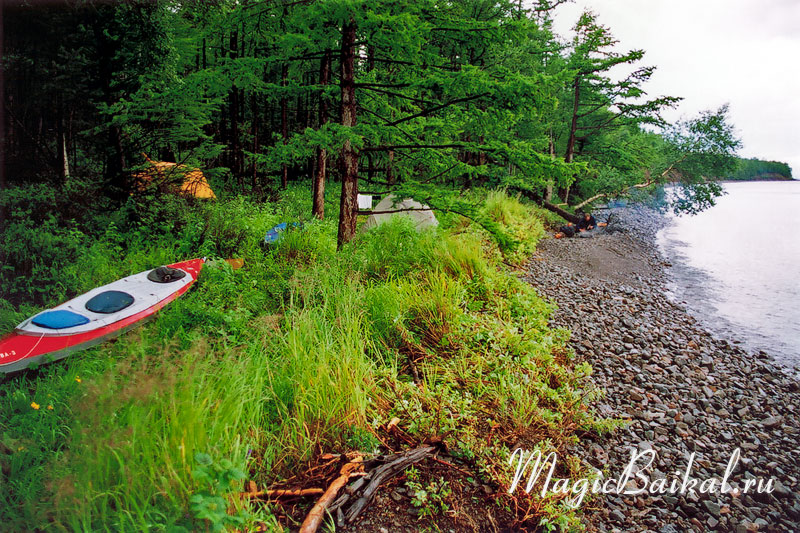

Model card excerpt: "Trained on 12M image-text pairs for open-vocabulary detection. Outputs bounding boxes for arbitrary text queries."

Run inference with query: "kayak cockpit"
[31,310,90,329]
[85,290,135,314]
[147,266,186,283]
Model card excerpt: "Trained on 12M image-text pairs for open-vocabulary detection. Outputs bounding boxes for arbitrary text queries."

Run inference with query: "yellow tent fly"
[133,155,216,199]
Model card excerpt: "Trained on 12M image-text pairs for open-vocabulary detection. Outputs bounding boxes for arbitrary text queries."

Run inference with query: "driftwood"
[298,459,364,533]
[324,445,435,527]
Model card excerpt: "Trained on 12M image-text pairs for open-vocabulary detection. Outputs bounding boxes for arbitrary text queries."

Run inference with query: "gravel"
[523,206,800,533]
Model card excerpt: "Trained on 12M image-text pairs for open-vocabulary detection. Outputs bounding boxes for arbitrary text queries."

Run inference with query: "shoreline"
[524,207,800,532]
[719,178,795,183]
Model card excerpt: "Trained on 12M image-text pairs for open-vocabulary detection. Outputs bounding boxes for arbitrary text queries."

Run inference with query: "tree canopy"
[2,0,777,242]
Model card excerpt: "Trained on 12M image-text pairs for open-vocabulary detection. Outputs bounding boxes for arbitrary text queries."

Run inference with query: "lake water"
[656,181,800,372]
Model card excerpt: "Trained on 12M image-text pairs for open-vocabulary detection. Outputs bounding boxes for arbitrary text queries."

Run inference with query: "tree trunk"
[387,150,395,185]
[367,153,375,181]
[57,95,69,182]
[561,184,571,204]
[367,45,375,72]
[108,125,126,193]
[251,92,259,193]
[93,21,127,198]
[510,186,581,224]
[337,20,358,249]
[545,133,554,202]
[59,132,69,182]
[69,108,76,169]
[229,30,241,184]
[559,76,581,202]
[543,199,579,223]
[564,76,580,164]
[281,63,289,189]
[313,51,331,219]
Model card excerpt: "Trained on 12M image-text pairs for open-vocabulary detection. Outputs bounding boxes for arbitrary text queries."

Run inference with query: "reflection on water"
[656,181,800,371]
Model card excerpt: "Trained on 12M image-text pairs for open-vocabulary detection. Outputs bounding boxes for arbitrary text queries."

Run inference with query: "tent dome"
[361,194,438,232]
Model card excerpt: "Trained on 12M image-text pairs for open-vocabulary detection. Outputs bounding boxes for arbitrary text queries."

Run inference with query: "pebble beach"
[524,207,800,533]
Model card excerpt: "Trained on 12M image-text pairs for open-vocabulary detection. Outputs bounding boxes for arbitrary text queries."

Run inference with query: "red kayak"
[0,258,204,374]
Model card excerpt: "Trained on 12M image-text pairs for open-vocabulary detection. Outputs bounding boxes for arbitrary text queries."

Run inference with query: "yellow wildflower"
[47,405,54,410]
[75,376,82,383]
[31,402,40,410]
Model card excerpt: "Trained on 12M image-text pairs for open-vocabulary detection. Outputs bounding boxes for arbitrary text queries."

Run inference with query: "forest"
[726,157,793,181]
[0,0,767,531]
[2,0,746,236]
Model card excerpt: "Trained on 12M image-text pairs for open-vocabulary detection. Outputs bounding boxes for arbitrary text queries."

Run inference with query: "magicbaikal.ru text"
[508,447,775,508]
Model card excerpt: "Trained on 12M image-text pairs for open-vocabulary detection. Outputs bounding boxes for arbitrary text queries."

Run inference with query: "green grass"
[0,185,608,531]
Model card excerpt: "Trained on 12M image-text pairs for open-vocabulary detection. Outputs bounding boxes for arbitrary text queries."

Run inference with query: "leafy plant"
[407,476,452,519]
[189,452,248,532]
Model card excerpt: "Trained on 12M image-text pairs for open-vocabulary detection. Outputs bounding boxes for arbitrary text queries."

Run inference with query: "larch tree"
[556,10,680,202]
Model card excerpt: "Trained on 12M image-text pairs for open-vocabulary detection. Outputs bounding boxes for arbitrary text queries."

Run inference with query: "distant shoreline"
[720,175,795,182]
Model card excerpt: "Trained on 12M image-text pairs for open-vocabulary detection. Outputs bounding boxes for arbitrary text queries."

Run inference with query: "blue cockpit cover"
[86,290,135,314]
[32,310,91,329]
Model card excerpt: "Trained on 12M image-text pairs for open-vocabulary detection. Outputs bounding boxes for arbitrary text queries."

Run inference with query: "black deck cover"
[85,290,135,314]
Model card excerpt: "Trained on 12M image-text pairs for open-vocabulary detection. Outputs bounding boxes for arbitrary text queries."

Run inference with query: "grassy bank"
[0,186,609,531]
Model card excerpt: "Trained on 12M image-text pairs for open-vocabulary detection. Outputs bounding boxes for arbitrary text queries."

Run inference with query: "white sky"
[551,0,800,175]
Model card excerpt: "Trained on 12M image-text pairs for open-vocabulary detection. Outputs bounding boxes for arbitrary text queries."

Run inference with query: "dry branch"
[245,488,325,499]
[298,459,364,533]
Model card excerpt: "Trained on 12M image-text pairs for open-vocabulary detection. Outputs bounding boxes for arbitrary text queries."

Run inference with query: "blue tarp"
[264,222,302,245]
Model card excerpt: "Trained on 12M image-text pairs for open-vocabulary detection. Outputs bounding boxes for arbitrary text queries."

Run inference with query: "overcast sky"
[550,0,800,175]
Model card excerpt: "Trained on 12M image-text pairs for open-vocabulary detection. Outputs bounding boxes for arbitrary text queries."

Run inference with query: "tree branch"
[572,193,606,211]
[361,144,468,152]
[659,154,688,179]
[387,93,489,127]
[572,176,656,211]
[355,82,412,88]
[359,86,434,105]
